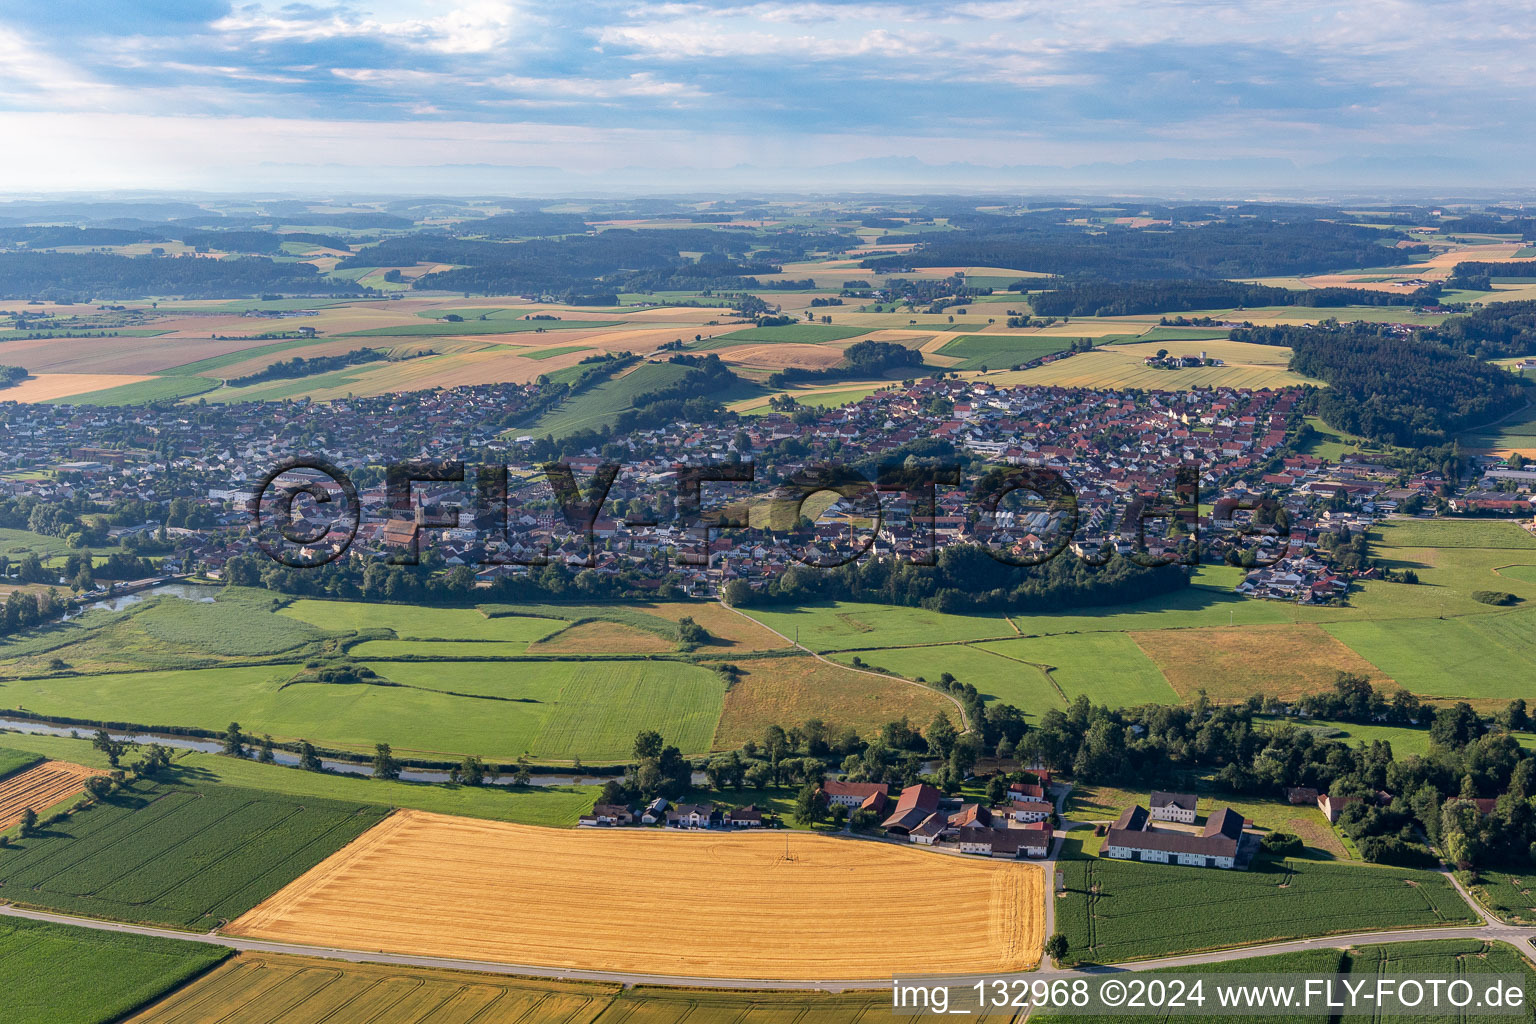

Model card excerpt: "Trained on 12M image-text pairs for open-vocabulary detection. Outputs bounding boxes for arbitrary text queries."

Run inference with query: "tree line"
[0,252,372,301]
[1232,323,1528,446]
[1021,674,1536,872]
[1027,279,1442,317]
[861,217,1423,281]
[226,347,391,387]
[725,546,1190,615]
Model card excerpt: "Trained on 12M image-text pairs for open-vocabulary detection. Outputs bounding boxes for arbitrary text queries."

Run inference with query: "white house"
[1105,805,1244,870]
[1149,791,1198,823]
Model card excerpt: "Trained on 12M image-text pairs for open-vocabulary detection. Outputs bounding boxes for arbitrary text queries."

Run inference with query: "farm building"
[882,783,943,835]
[956,822,1051,859]
[1002,796,1053,822]
[1105,805,1246,869]
[822,779,890,815]
[1149,791,1198,823]
[578,804,635,827]
[949,803,994,830]
[1317,793,1359,823]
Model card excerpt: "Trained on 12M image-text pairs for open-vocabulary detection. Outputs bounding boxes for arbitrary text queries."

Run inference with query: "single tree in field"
[92,728,135,768]
[84,776,113,801]
[298,741,322,772]
[1045,933,1069,963]
[372,743,400,781]
[223,722,247,759]
[18,807,37,837]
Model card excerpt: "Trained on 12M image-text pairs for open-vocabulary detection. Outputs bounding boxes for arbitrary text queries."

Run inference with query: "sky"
[0,0,1533,193]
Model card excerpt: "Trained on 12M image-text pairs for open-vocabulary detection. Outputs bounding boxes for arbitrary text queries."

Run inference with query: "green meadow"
[0,917,231,1024]
[977,633,1179,705]
[0,658,723,762]
[827,631,1178,714]
[0,731,597,827]
[527,359,693,436]
[829,643,1064,711]
[280,598,564,641]
[743,601,1014,650]
[935,333,1076,370]
[747,520,1536,708]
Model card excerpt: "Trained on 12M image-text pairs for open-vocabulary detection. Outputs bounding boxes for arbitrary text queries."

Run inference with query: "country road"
[5,897,1532,993]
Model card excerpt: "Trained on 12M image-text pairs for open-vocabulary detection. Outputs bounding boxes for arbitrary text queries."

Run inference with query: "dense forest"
[367,227,855,298]
[1028,279,1441,317]
[0,252,372,300]
[459,212,590,238]
[1233,323,1528,446]
[861,218,1419,280]
[725,546,1190,615]
[175,229,353,253]
[0,226,166,248]
[1447,261,1536,290]
[1421,300,1536,359]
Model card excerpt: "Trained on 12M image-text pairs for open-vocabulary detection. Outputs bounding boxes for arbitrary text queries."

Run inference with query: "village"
[1,374,1532,603]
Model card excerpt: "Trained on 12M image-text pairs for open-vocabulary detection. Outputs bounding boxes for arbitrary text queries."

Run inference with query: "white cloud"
[0,26,112,108]
[211,0,523,54]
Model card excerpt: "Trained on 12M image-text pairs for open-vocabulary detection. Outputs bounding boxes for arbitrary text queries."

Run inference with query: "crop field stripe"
[0,780,389,927]
[0,760,103,831]
[1062,853,1474,963]
[91,796,291,906]
[227,810,1042,979]
[4,789,201,890]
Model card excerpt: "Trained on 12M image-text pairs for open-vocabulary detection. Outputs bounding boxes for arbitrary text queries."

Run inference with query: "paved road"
[8,897,1530,993]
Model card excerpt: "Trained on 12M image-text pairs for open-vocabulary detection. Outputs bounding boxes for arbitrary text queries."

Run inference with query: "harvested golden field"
[712,655,956,750]
[1132,623,1395,702]
[228,810,1041,979]
[0,760,104,830]
[718,342,845,369]
[528,620,674,654]
[0,373,156,402]
[990,340,1311,392]
[0,330,307,374]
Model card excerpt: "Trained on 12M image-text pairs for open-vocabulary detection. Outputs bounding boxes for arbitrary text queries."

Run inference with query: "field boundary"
[718,599,972,731]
